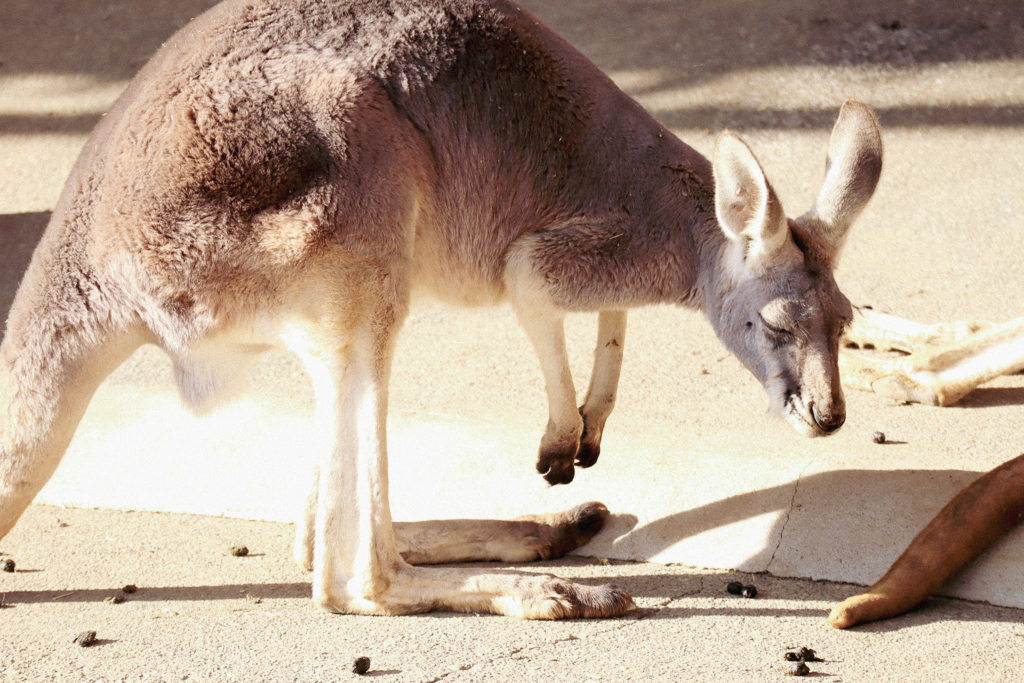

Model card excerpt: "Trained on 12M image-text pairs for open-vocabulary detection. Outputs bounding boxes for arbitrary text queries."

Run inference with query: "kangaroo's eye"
[761,318,791,335]
[759,314,795,345]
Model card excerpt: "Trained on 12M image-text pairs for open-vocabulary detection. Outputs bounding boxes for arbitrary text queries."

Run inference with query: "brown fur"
[829,453,1024,629]
[0,0,882,617]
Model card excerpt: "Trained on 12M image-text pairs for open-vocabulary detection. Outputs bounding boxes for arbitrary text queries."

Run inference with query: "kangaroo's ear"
[795,98,883,258]
[713,131,788,272]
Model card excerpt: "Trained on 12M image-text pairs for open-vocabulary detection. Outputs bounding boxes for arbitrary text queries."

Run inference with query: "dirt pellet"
[784,647,822,662]
[784,661,810,676]
[73,631,97,647]
[352,656,371,675]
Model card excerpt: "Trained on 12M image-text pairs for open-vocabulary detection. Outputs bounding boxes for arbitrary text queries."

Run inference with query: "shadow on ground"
[0,212,47,323]
[1,0,1023,135]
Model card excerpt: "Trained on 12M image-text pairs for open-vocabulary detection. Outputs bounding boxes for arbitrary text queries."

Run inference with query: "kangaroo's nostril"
[812,404,845,433]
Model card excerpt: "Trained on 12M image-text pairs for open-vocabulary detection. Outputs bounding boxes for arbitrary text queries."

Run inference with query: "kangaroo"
[0,0,882,618]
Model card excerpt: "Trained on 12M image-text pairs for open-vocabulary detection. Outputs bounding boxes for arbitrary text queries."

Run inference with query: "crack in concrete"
[633,575,707,619]
[423,632,589,682]
[422,576,708,682]
[766,460,814,572]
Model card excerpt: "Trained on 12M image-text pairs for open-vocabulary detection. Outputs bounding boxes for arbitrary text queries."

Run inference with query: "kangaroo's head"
[706,99,882,437]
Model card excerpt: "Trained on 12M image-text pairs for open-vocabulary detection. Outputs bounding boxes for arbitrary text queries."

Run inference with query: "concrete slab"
[3,504,1024,682]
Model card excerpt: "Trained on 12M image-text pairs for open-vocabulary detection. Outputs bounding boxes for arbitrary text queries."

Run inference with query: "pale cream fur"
[840,306,1024,406]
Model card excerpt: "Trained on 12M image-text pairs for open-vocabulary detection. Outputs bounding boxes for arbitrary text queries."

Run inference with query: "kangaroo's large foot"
[314,564,634,619]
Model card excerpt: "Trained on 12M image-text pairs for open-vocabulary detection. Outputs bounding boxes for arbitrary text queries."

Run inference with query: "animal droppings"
[121,584,137,594]
[872,431,886,444]
[784,661,810,676]
[1,558,14,572]
[352,656,371,675]
[73,631,97,647]
[104,596,125,605]
[726,581,743,595]
[784,647,822,662]
[229,546,250,557]
[741,585,758,598]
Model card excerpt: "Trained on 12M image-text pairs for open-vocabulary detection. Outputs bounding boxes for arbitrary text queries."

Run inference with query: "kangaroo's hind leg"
[282,250,630,617]
[840,311,1024,406]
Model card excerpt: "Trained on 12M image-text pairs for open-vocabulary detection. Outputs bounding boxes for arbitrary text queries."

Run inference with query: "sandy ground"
[3,0,1024,681]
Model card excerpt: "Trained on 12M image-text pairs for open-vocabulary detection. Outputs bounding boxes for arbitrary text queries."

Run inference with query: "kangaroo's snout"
[811,401,845,434]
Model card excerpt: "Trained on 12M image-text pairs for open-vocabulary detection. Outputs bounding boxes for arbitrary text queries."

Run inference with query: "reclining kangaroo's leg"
[294,470,612,568]
[840,313,1024,406]
[393,501,611,565]
[842,305,992,354]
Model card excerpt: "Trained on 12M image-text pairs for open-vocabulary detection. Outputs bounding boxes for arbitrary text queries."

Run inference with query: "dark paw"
[575,408,602,469]
[544,501,610,558]
[551,580,635,618]
[536,449,576,485]
[575,440,600,468]
[570,501,610,537]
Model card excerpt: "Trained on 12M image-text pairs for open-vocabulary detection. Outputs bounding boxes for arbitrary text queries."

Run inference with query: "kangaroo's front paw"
[576,423,602,469]
[536,420,585,485]
[574,441,600,469]
[536,444,577,485]
[574,407,605,469]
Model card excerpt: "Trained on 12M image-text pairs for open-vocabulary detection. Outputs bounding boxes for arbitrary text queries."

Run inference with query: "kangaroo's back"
[45,0,706,309]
